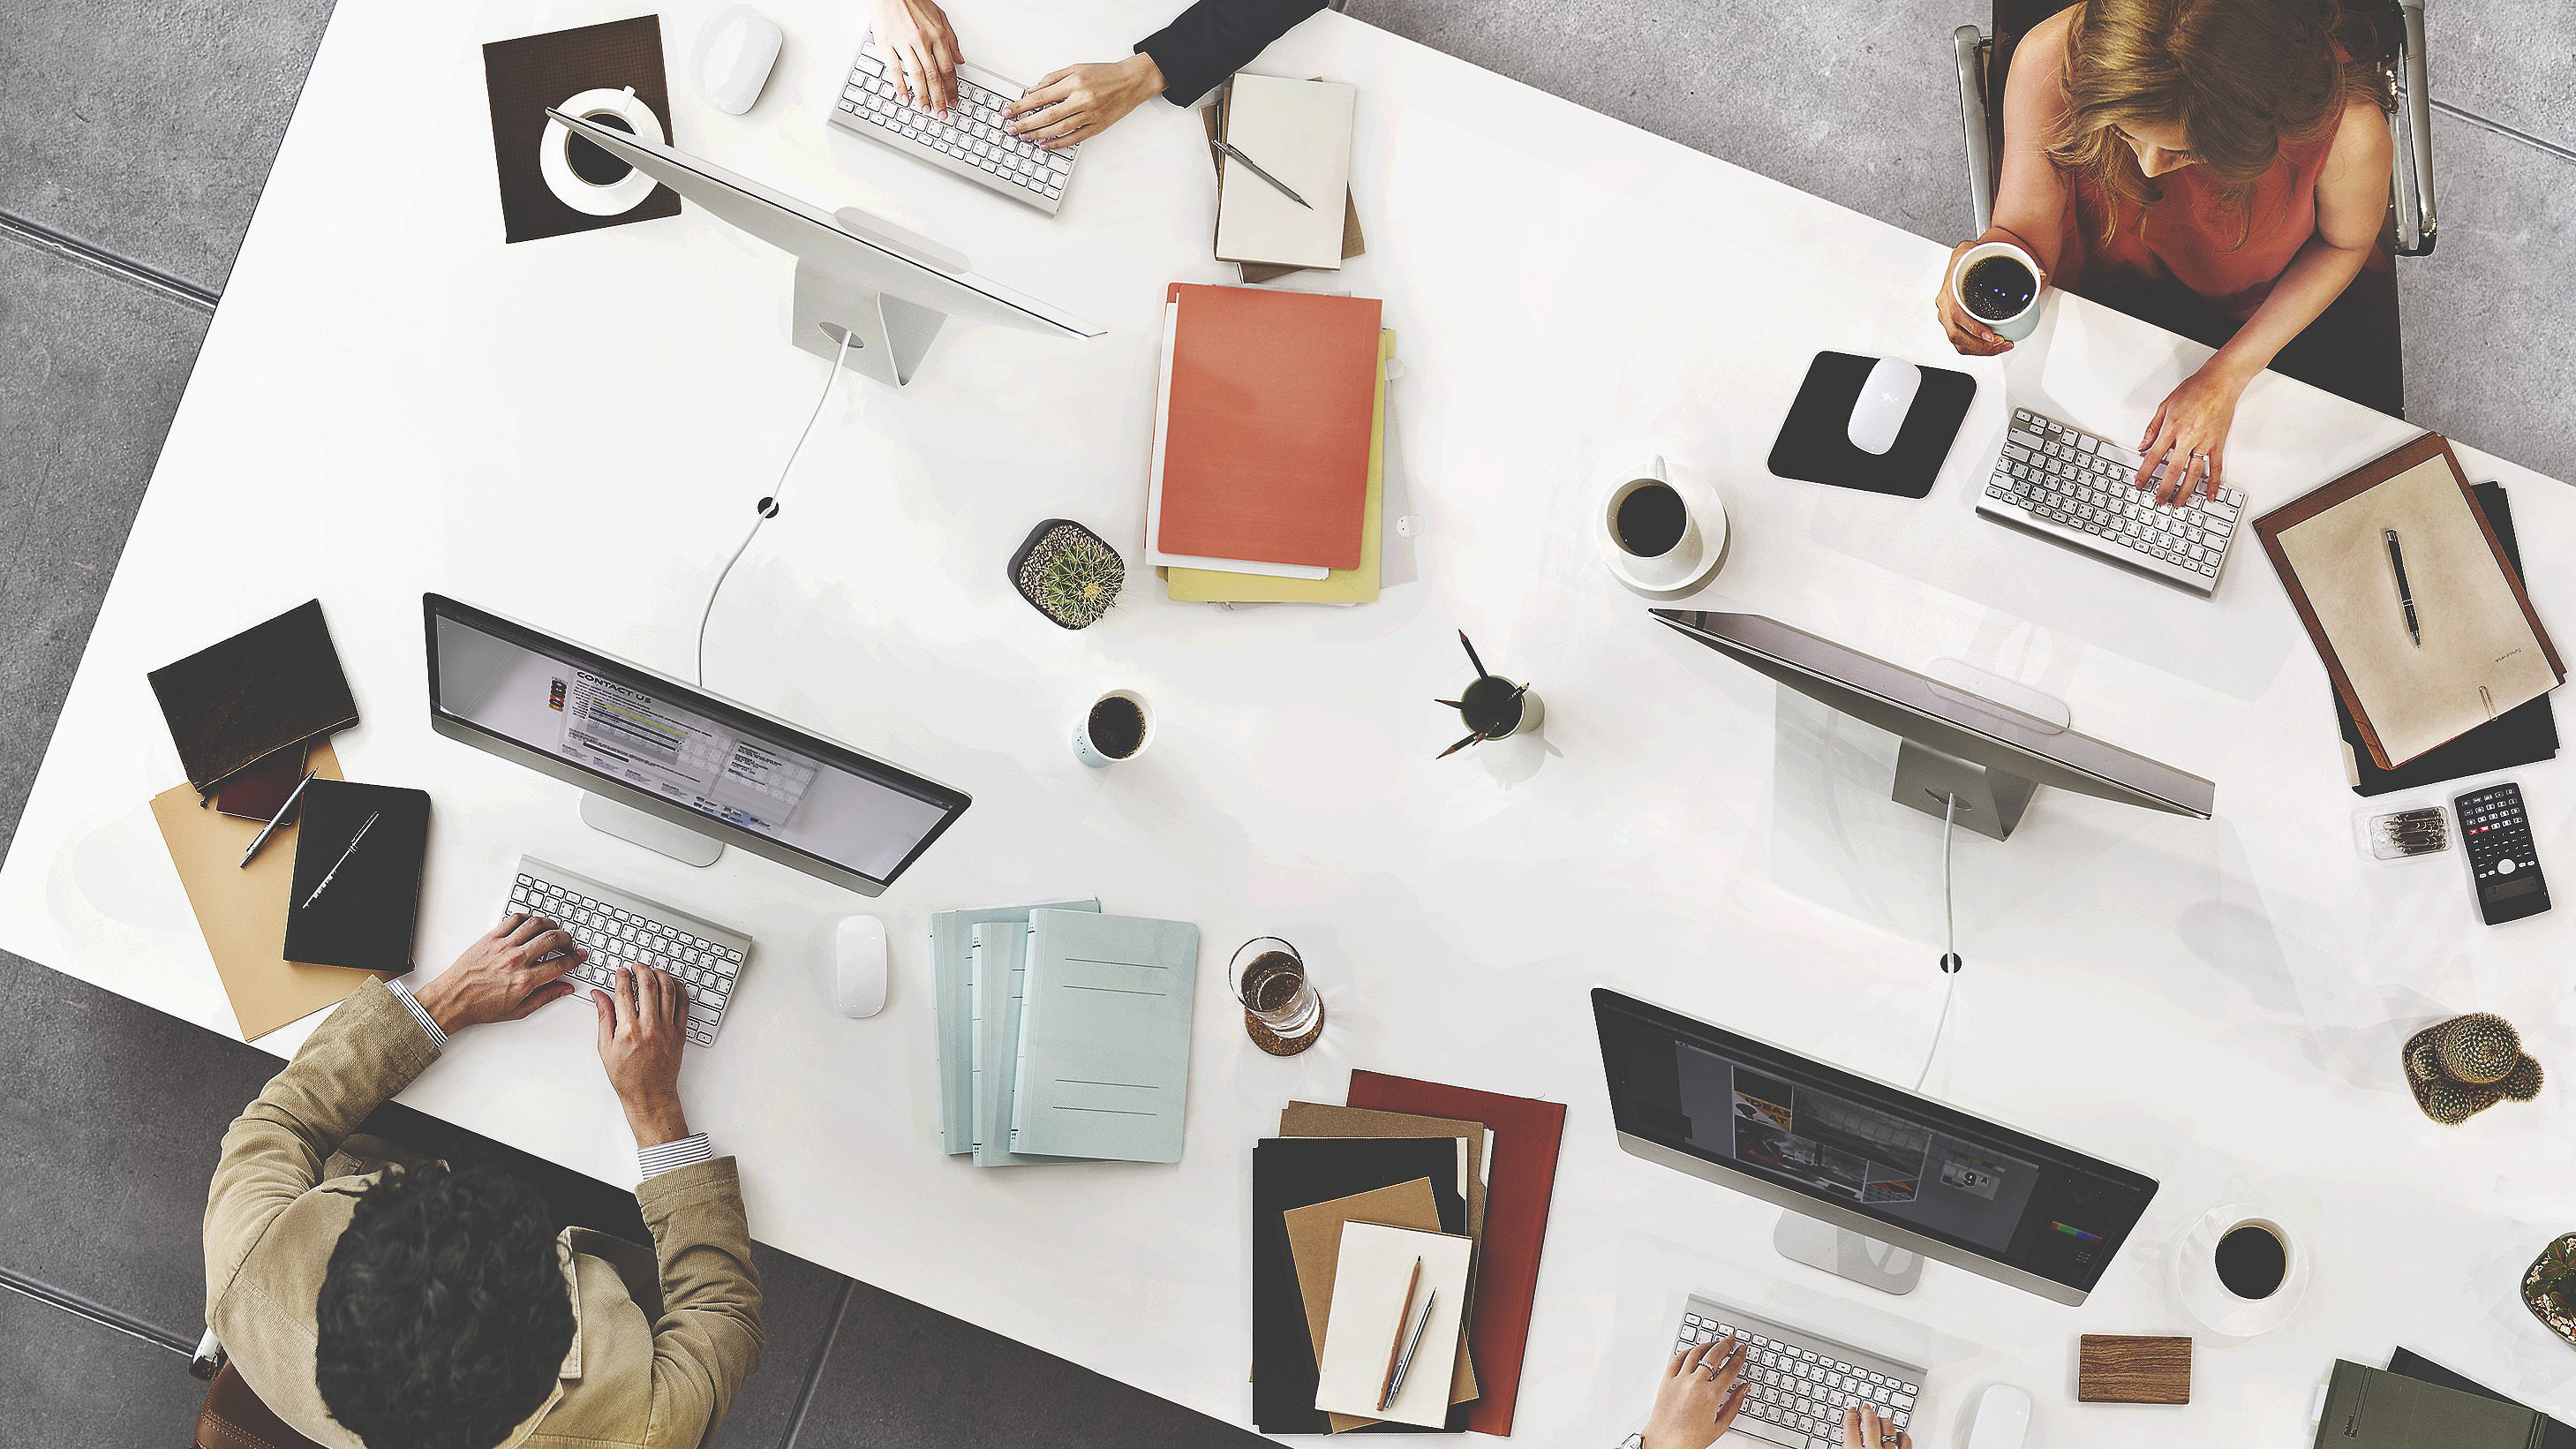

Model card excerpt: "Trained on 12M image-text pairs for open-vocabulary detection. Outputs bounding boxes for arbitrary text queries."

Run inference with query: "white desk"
[7,0,2575,1440]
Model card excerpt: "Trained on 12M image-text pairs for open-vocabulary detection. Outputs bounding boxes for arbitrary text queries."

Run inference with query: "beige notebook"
[1214,73,1356,271]
[1313,1221,1473,1429]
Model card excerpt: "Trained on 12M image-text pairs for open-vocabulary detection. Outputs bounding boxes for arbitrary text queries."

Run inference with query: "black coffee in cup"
[2214,1222,2287,1300]
[1087,695,1147,759]
[1459,676,1526,736]
[569,112,638,186]
[1960,255,2037,322]
[1615,481,1689,558]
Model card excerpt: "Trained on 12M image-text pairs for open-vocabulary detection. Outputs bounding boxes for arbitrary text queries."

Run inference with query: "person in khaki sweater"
[203,912,763,1449]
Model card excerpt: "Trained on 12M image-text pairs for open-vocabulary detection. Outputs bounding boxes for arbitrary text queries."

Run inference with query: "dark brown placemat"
[483,14,681,244]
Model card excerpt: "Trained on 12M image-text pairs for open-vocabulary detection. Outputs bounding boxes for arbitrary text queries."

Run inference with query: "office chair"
[1947,0,2435,418]
[190,1329,329,1449]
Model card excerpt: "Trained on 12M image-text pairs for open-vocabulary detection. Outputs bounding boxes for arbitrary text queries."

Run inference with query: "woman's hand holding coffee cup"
[1936,235,2045,357]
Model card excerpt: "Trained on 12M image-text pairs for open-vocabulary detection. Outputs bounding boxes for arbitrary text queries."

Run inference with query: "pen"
[1211,140,1314,209]
[237,769,319,867]
[302,810,380,909]
[2384,528,2420,647]
[1377,1256,1425,1411]
[1381,1286,1439,1411]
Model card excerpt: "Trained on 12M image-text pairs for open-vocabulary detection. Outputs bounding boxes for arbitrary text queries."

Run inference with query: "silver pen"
[1379,1287,1438,1410]
[302,810,380,909]
[1211,140,1314,210]
[237,769,319,867]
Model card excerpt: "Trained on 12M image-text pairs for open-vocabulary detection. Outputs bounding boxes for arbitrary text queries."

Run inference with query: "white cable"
[1916,794,1965,1092]
[694,328,855,686]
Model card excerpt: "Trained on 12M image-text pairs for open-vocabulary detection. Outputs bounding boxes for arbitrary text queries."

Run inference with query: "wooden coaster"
[1246,999,1324,1056]
[2077,1334,2192,1404]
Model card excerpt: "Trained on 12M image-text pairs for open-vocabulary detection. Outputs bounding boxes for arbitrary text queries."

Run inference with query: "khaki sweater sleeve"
[202,981,441,1321]
[636,1158,765,1449]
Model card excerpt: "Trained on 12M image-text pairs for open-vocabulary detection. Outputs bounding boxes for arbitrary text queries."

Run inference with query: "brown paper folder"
[1281,1101,1488,1245]
[1282,1180,1479,1431]
[151,739,387,1040]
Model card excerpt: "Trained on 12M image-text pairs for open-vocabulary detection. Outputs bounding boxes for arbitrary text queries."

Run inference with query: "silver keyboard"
[828,42,1079,214]
[1625,1294,1925,1449]
[506,855,753,1048]
[1974,405,2246,596]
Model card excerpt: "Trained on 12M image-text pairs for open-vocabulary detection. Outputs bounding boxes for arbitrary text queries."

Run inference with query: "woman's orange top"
[2052,101,2348,321]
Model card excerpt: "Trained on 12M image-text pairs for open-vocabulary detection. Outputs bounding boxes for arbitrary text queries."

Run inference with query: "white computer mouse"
[1848,355,1923,456]
[832,915,889,1018]
[1962,1383,2033,1449]
[691,4,783,116]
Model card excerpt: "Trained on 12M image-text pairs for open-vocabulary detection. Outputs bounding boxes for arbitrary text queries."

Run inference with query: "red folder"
[1157,283,1382,570]
[1349,1069,1568,1437]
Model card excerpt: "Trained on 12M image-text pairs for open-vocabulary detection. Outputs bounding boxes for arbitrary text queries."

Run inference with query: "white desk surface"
[7,0,2575,1440]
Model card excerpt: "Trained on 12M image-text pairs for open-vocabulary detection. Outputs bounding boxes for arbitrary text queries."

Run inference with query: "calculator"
[2453,781,2551,925]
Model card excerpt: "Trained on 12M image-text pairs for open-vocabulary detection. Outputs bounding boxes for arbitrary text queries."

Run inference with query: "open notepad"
[1213,73,1356,271]
[1313,1221,1475,1429]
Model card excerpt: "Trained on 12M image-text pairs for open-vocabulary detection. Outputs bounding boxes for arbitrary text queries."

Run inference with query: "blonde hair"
[2047,0,2384,247]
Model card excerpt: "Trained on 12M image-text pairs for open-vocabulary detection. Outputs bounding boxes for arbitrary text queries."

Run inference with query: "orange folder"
[1156,283,1383,570]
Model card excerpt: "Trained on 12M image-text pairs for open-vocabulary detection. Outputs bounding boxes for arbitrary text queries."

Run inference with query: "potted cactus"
[2401,1012,2543,1125]
[1008,519,1126,630]
[2523,1235,2576,1349]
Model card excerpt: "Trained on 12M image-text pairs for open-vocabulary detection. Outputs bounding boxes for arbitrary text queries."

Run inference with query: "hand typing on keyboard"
[1004,54,1170,150]
[870,0,961,112]
[411,912,584,1032]
[1641,1335,1751,1449]
[591,963,695,1151]
[1841,1403,1911,1449]
[2134,359,2249,505]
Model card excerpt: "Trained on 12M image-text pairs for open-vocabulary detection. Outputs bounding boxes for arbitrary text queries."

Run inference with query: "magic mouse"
[1848,356,1922,456]
[832,916,889,1018]
[692,5,783,116]
[1962,1384,2032,1449]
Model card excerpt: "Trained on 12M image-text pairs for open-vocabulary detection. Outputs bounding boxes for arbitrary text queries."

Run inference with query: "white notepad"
[1214,73,1356,271]
[1313,1221,1473,1428]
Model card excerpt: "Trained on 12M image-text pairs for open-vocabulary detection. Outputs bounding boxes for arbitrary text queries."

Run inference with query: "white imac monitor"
[546,107,1102,386]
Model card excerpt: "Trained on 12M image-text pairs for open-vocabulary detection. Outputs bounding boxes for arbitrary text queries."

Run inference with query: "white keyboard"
[1974,405,2246,596]
[506,856,753,1047]
[1616,1294,1926,1449]
[828,42,1079,214]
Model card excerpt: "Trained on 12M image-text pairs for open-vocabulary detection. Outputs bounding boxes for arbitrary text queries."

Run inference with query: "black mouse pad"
[1769,351,1977,499]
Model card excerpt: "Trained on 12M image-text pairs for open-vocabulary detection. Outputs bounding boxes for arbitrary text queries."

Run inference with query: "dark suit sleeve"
[1136,0,1330,107]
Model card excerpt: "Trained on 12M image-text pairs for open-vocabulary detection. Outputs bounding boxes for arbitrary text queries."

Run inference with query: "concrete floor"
[3,0,2572,1445]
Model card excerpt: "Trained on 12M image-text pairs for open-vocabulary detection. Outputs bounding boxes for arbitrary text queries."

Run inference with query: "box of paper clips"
[2354,804,2452,863]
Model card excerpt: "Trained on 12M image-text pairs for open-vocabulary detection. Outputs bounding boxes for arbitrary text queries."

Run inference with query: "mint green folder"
[1009,909,1201,1163]
[930,899,1097,1155]
[972,922,1087,1166]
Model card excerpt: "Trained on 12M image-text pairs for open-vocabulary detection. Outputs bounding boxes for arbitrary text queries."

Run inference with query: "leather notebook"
[282,781,433,974]
[483,15,681,244]
[2312,1359,2543,1449]
[2388,1348,2576,1449]
[148,600,358,795]
[1767,351,1977,500]
[1348,1071,1566,1438]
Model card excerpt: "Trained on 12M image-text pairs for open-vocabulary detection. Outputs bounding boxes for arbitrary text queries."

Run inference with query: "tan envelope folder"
[1282,1179,1480,1431]
[1281,1101,1488,1244]
[151,739,386,1040]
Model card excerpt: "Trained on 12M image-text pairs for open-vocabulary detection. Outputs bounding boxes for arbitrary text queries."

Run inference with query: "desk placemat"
[483,15,680,244]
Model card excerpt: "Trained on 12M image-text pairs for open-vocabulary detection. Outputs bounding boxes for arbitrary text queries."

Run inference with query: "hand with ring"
[2134,357,2253,506]
[1641,1335,1751,1449]
[1844,1401,1914,1449]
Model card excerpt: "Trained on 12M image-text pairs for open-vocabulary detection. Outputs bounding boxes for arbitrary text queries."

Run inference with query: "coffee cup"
[540,87,666,217]
[1949,240,2045,343]
[1071,689,1153,767]
[2170,1203,2306,1337]
[1598,457,1723,593]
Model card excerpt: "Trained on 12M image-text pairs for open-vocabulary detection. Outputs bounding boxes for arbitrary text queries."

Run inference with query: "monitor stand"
[1889,660,2070,842]
[580,793,723,868]
[1774,1211,1924,1295]
[789,208,963,387]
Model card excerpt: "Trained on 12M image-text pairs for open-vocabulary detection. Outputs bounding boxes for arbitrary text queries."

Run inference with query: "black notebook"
[2389,1348,2576,1449]
[2341,483,2559,795]
[283,781,432,973]
[149,600,359,795]
[1253,1136,1469,1435]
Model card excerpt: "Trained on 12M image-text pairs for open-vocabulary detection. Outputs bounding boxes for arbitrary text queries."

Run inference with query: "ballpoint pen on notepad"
[2384,528,2422,647]
[1211,140,1314,209]
[237,769,318,867]
[1381,1286,1440,1411]
[1376,1255,1426,1410]
[302,809,379,909]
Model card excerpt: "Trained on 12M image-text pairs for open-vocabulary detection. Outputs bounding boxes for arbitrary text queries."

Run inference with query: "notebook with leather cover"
[148,600,358,794]
[282,781,433,974]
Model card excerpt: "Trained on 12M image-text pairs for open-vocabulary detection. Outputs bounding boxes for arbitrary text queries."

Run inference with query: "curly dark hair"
[315,1160,575,1449]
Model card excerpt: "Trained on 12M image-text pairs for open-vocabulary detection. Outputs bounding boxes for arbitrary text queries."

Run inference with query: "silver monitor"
[424,594,968,896]
[546,107,1102,386]
[1652,610,2214,841]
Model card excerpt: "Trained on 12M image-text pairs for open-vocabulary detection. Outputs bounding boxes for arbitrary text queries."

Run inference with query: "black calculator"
[2454,781,2551,925]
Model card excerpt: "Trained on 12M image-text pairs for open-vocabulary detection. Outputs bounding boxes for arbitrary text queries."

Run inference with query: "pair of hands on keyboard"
[421,914,696,1149]
[1643,1336,1912,1449]
[871,0,1165,148]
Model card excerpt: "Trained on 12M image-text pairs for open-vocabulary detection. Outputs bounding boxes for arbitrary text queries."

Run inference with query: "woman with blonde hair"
[1933,0,2393,504]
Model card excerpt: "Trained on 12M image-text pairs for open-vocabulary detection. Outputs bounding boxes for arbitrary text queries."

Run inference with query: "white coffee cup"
[1598,457,1723,593]
[1071,690,1154,768]
[2168,1203,2307,1338]
[1950,240,2045,343]
[540,87,666,216]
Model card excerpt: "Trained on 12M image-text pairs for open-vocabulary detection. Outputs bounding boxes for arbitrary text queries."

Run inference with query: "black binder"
[1253,1136,1469,1435]
[147,600,358,795]
[283,781,432,973]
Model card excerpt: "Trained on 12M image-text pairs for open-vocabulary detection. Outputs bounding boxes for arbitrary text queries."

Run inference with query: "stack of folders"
[1149,283,1394,606]
[1251,1075,1567,1435]
[931,902,1201,1166]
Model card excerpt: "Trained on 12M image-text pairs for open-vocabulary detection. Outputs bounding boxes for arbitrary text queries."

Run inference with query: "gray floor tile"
[1344,0,1976,244]
[0,239,207,855]
[2395,111,2576,480]
[704,1246,851,1449]
[0,1290,211,1449]
[794,1278,1269,1447]
[0,0,335,295]
[2424,0,2576,155]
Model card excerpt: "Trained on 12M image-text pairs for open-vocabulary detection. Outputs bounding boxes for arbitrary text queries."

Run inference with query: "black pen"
[1211,140,1314,209]
[302,810,380,909]
[237,769,319,867]
[2384,528,2420,646]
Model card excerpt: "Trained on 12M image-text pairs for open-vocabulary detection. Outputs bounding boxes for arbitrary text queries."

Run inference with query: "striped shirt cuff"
[384,979,448,1051]
[637,1134,713,1179]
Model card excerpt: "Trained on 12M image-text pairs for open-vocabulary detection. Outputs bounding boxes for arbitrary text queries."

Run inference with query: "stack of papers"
[1213,74,1357,273]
